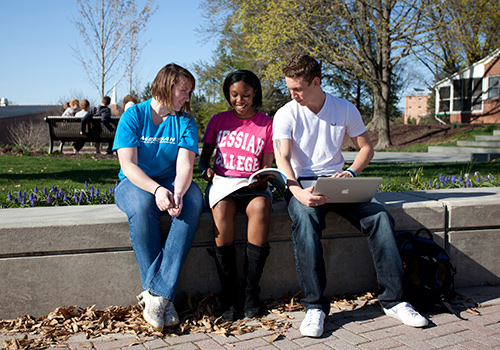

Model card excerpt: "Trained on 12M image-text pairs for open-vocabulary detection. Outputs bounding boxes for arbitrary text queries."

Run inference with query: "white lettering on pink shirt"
[216,130,264,157]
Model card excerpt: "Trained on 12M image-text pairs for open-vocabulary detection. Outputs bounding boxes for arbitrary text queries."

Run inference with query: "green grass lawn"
[2,152,500,208]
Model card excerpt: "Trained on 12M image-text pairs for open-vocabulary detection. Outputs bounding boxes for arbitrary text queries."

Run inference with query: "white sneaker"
[137,291,167,331]
[299,308,326,337]
[164,300,180,327]
[383,302,428,327]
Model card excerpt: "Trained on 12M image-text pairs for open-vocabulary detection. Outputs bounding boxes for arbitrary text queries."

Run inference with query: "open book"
[208,168,287,208]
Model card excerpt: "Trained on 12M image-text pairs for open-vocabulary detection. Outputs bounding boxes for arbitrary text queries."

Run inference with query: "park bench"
[44,116,120,153]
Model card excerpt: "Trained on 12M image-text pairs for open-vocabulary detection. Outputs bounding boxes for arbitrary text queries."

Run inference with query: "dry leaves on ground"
[0,292,305,349]
[0,291,383,350]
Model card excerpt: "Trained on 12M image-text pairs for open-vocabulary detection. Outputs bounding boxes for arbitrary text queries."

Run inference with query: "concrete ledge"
[1,188,500,319]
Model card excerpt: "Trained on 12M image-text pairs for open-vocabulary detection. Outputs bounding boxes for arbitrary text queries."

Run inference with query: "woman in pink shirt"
[199,70,274,321]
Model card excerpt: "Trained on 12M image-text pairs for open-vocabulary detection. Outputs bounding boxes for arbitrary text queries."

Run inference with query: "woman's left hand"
[155,187,176,212]
[167,192,184,217]
[248,174,274,190]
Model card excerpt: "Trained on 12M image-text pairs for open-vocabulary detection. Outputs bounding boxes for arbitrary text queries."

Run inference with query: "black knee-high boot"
[209,244,238,321]
[243,242,270,318]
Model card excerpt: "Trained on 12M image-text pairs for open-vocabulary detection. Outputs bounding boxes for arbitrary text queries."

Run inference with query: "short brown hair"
[80,99,90,110]
[102,96,111,106]
[150,63,196,113]
[282,53,321,84]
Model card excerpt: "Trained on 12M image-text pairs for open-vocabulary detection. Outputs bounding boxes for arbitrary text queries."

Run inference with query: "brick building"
[404,88,431,124]
[434,47,500,124]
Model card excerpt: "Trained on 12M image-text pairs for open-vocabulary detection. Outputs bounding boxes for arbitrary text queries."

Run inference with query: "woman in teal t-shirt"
[113,64,203,332]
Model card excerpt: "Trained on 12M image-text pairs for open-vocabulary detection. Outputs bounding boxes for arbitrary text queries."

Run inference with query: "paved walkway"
[343,152,471,164]
[67,146,472,164]
[2,285,499,349]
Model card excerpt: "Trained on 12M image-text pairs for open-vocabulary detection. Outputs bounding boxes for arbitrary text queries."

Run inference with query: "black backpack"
[396,228,460,316]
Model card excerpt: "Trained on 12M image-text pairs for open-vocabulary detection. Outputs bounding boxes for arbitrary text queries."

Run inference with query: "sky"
[0,0,217,106]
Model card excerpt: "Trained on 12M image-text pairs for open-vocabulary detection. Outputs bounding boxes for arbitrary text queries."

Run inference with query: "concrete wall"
[1,188,499,319]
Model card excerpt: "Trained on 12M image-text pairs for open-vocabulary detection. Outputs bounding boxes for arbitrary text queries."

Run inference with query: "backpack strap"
[415,228,434,241]
[442,300,467,320]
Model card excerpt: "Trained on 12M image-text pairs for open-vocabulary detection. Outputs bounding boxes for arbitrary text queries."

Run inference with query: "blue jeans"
[286,191,405,314]
[115,177,203,301]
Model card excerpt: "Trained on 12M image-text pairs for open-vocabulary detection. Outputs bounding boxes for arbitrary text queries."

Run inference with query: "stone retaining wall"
[1,188,499,319]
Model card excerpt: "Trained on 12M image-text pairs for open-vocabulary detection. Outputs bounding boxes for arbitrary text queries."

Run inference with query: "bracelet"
[346,168,357,177]
[153,185,162,196]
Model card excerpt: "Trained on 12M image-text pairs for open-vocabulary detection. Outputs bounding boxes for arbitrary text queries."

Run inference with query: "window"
[452,78,482,112]
[439,86,450,112]
[488,76,499,99]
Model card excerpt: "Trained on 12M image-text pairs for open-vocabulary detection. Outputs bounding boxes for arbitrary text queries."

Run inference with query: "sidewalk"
[2,285,499,350]
[343,151,472,163]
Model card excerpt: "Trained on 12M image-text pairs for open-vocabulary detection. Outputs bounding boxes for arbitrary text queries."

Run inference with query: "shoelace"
[305,310,323,325]
[398,302,420,317]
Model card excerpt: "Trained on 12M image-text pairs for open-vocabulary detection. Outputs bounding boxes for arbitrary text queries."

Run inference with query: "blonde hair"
[69,99,79,108]
[150,63,195,113]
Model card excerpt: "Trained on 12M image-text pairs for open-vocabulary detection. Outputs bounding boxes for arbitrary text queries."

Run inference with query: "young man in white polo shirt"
[273,53,428,338]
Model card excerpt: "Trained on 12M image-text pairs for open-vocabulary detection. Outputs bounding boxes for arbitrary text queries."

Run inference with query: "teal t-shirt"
[113,99,199,181]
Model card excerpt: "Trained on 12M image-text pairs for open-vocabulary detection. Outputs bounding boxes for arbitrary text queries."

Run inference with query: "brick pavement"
[1,286,499,349]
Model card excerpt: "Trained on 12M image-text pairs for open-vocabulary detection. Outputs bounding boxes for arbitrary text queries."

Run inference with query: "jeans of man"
[115,177,203,301]
[285,191,406,315]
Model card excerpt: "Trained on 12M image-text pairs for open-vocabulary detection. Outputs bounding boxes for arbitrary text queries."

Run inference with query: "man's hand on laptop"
[291,185,329,207]
[332,170,354,178]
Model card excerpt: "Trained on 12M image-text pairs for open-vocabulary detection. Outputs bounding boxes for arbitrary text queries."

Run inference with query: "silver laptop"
[300,177,383,203]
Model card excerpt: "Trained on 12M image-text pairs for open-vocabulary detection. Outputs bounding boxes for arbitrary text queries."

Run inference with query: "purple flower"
[428,180,432,187]
[46,194,52,203]
[85,181,89,191]
[7,191,12,202]
[63,193,68,202]
[79,192,84,202]
[34,186,38,193]
[436,183,440,189]
[96,188,100,197]
[44,187,48,195]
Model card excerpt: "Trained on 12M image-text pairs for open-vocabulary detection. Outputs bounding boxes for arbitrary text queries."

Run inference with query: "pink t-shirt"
[202,110,274,178]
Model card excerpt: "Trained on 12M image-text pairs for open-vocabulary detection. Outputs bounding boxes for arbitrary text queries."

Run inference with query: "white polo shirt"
[273,92,366,178]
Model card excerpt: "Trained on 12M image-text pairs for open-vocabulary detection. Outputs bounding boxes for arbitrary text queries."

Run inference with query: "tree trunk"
[367,82,392,149]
